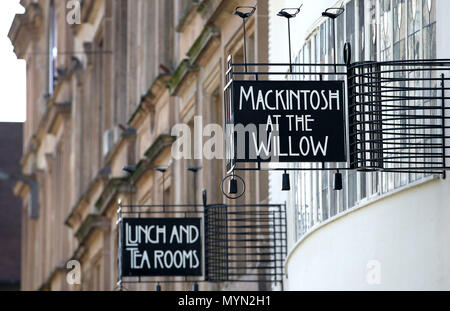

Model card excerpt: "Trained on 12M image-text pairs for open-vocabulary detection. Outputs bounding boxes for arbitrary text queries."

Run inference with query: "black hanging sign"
[121,218,202,277]
[231,80,346,163]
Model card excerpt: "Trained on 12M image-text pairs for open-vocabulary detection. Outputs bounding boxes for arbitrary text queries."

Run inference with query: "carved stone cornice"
[167,26,220,96]
[65,167,111,229]
[8,2,44,59]
[74,214,110,244]
[128,74,171,128]
[46,102,72,135]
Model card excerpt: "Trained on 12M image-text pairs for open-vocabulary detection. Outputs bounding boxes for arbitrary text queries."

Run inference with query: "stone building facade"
[9,0,269,291]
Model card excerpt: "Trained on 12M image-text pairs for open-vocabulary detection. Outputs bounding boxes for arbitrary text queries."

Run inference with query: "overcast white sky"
[0,0,337,123]
[0,0,26,123]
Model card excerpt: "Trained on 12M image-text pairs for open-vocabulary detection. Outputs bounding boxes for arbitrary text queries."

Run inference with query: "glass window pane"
[346,0,356,58]
[359,0,365,60]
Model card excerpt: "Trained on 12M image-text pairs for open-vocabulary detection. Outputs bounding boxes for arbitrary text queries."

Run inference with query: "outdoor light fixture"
[321,6,345,73]
[282,171,291,191]
[229,177,238,195]
[234,5,256,72]
[122,165,137,175]
[333,170,343,191]
[321,7,344,19]
[155,167,167,174]
[221,174,246,199]
[277,4,302,73]
[187,167,202,174]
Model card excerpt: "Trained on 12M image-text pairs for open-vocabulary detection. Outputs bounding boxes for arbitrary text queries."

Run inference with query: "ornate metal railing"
[348,59,450,177]
[204,204,287,284]
[116,201,287,290]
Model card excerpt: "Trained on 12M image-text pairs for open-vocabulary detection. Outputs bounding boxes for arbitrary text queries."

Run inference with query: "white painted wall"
[285,177,450,290]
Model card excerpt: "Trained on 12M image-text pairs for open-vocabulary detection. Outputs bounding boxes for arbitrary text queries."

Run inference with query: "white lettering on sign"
[123,220,202,276]
[239,86,340,112]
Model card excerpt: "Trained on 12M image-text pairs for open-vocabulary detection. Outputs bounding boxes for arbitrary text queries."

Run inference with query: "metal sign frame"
[121,217,203,277]
[224,54,350,174]
[224,47,450,178]
[230,79,347,164]
[116,201,287,290]
[347,59,450,177]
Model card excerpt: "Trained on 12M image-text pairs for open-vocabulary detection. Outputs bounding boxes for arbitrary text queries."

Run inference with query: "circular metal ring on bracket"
[221,174,246,200]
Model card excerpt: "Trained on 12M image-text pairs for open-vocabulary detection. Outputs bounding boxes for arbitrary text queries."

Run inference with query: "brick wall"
[0,122,23,290]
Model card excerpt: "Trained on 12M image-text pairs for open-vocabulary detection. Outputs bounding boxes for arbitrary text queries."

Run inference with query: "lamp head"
[188,167,202,173]
[282,171,291,191]
[277,4,302,19]
[155,167,167,174]
[234,6,256,19]
[122,165,137,175]
[228,178,238,195]
[321,7,345,19]
[333,171,343,191]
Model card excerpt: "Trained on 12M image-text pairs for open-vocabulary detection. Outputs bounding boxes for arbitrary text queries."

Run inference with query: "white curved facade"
[269,0,450,290]
[286,176,450,290]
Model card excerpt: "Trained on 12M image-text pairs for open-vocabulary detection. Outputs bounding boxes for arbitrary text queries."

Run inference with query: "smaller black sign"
[122,218,202,277]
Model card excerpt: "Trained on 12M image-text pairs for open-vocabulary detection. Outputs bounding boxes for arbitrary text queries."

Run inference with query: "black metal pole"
[332,18,338,187]
[117,201,123,291]
[162,172,165,211]
[441,73,447,179]
[333,18,337,74]
[243,18,248,73]
[288,18,292,73]
[129,180,132,208]
[193,172,197,206]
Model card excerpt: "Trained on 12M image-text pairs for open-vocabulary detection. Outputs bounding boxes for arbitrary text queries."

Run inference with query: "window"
[346,0,356,59]
[320,23,327,63]
[359,0,365,61]
[369,0,377,61]
[380,0,392,61]
[48,0,57,95]
[336,6,345,65]
[289,0,437,242]
[422,0,436,60]
[407,0,421,60]
[321,171,329,220]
